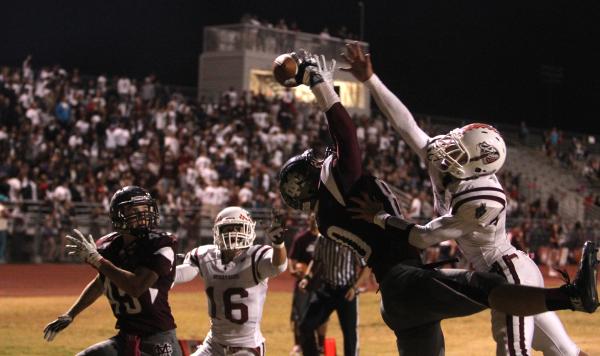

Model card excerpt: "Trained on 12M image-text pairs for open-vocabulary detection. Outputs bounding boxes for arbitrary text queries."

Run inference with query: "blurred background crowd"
[1,53,600,275]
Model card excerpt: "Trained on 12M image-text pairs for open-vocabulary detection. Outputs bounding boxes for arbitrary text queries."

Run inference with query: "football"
[272,53,299,87]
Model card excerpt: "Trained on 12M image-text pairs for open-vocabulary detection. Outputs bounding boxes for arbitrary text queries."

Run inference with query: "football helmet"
[109,186,159,232]
[279,149,322,212]
[427,123,506,179]
[213,206,256,250]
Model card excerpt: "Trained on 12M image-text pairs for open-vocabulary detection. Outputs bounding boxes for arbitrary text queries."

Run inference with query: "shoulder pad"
[196,244,218,257]
[96,232,119,248]
[147,230,177,249]
[251,244,272,261]
[184,245,217,266]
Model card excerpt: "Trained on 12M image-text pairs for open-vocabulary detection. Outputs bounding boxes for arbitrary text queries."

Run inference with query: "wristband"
[373,211,391,229]
[87,252,104,269]
[312,82,340,112]
[272,241,285,249]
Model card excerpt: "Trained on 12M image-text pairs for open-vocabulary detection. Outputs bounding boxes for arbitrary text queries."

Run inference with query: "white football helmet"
[427,123,506,179]
[213,206,256,250]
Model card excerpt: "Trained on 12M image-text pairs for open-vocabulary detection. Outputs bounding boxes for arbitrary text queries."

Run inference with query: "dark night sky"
[2,1,600,132]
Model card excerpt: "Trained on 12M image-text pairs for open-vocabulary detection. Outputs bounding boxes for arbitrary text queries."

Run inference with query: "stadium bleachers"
[1,61,599,267]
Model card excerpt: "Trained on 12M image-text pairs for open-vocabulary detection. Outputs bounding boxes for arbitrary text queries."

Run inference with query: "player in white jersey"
[342,42,591,356]
[174,207,288,356]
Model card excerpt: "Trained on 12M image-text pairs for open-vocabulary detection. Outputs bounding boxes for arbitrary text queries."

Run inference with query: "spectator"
[0,196,8,263]
[0,57,597,267]
[298,235,371,356]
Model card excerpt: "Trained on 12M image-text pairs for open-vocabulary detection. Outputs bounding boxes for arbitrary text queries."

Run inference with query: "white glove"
[314,54,336,87]
[43,314,73,341]
[65,229,103,268]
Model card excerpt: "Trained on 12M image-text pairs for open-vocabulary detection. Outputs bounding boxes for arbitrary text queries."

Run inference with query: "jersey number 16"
[206,287,249,324]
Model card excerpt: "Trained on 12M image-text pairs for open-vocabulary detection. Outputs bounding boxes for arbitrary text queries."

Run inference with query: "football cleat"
[561,241,599,313]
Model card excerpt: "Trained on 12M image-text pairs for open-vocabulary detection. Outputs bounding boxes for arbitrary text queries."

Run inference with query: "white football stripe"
[149,287,158,304]
[321,155,346,206]
[154,246,174,263]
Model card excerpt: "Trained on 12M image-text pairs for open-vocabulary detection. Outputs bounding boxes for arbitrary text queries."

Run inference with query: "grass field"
[1,291,599,355]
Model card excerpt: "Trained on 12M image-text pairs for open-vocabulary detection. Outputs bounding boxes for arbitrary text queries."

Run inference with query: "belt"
[219,343,261,356]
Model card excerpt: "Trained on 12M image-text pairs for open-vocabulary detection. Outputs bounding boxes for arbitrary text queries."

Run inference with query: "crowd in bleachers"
[533,124,600,189]
[0,59,598,267]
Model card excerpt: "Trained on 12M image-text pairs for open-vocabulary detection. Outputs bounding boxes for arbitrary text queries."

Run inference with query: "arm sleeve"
[311,83,362,192]
[407,199,505,249]
[256,246,288,279]
[364,74,431,161]
[174,263,200,285]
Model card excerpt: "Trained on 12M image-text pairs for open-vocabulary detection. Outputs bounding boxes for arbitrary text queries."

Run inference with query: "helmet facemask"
[427,129,469,178]
[112,198,159,232]
[213,209,256,251]
[427,124,506,180]
[279,149,322,212]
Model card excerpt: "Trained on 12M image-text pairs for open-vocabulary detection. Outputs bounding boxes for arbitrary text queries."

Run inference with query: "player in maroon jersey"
[43,186,182,356]
[278,52,598,355]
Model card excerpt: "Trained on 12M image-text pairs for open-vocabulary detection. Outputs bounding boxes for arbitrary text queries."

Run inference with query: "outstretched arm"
[65,229,167,298]
[175,248,203,285]
[309,56,362,192]
[341,42,431,161]
[349,192,505,248]
[174,263,200,284]
[43,275,103,341]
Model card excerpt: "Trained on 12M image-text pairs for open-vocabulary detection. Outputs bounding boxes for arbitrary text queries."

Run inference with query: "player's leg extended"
[379,264,489,356]
[488,252,580,355]
[489,241,599,316]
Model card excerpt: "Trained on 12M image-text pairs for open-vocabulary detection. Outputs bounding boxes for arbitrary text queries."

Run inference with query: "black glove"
[267,209,286,247]
[43,314,73,341]
[290,50,324,87]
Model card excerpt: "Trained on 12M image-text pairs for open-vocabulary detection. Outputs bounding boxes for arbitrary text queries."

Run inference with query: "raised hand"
[348,192,385,224]
[65,229,103,268]
[267,209,287,247]
[314,54,336,87]
[290,49,318,87]
[340,41,373,82]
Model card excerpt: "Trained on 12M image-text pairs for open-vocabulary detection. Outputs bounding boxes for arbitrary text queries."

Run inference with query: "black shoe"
[562,241,599,313]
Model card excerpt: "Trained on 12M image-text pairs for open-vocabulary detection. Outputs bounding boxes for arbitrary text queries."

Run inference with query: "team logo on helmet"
[282,172,304,198]
[477,142,500,164]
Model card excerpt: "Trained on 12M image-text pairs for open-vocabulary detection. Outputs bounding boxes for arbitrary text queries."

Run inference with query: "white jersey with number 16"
[176,244,282,348]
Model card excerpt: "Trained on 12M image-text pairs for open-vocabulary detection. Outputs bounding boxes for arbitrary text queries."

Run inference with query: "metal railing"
[3,199,598,264]
[0,200,308,263]
[203,24,369,59]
